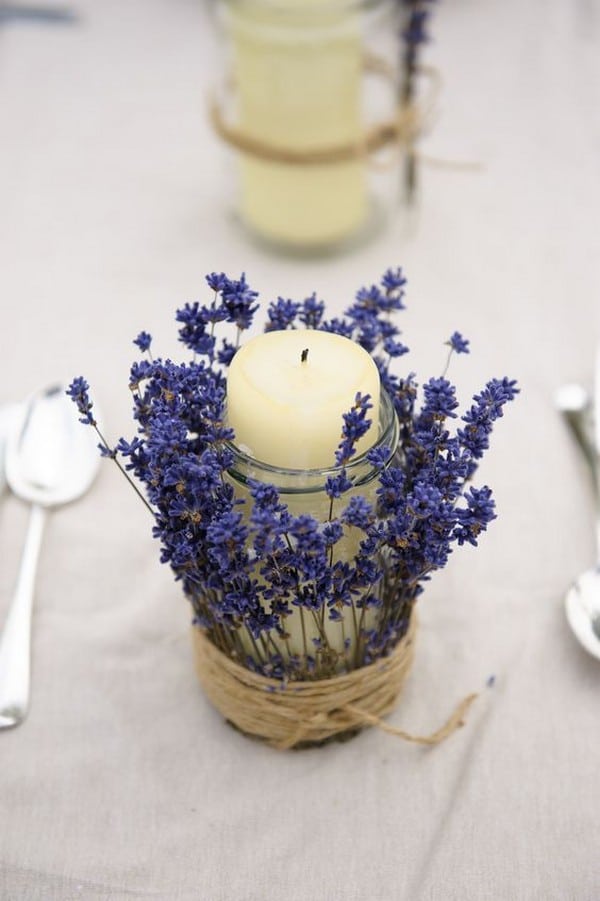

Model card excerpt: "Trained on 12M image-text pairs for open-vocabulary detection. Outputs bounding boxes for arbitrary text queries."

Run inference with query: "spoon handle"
[563,408,598,482]
[594,348,600,561]
[0,504,46,729]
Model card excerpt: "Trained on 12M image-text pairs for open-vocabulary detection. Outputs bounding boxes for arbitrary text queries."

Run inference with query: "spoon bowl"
[554,383,596,474]
[0,405,21,496]
[555,382,590,413]
[565,568,600,660]
[5,385,99,508]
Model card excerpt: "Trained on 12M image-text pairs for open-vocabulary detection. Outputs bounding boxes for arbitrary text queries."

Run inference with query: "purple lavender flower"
[221,272,259,332]
[383,337,410,358]
[325,471,353,500]
[334,393,374,466]
[265,297,301,331]
[447,331,470,355]
[454,486,496,546]
[322,519,343,550]
[133,331,152,353]
[459,378,520,462]
[66,377,95,426]
[320,317,355,339]
[206,271,229,292]
[407,482,443,517]
[206,510,249,573]
[376,466,406,515]
[128,359,153,391]
[421,377,459,420]
[381,267,407,295]
[299,293,325,329]
[403,7,431,47]
[217,340,237,367]
[176,302,215,358]
[341,496,374,531]
[355,283,385,310]
[366,445,391,468]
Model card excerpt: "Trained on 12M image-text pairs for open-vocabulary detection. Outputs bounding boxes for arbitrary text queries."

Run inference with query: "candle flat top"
[229,329,377,409]
[226,329,381,469]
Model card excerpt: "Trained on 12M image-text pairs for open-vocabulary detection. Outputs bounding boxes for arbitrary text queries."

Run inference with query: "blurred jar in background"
[213,0,400,254]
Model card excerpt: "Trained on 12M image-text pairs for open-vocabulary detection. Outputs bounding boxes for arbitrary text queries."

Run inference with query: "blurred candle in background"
[225,0,367,250]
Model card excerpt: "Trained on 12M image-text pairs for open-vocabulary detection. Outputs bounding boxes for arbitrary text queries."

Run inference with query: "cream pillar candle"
[227,0,367,249]
[227,329,380,469]
[226,329,381,663]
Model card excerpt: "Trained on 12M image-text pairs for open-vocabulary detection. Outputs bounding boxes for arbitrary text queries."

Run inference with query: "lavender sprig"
[399,0,438,200]
[66,377,154,513]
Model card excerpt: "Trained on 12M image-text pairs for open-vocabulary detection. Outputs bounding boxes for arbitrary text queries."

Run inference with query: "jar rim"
[225,386,399,490]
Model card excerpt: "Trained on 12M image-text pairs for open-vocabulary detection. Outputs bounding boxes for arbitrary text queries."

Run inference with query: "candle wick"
[301,348,309,364]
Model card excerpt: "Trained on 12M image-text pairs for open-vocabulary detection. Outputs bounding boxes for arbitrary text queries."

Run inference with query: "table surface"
[1,0,599,898]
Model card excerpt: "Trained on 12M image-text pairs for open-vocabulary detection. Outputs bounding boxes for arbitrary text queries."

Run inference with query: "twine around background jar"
[209,60,440,169]
[192,615,477,750]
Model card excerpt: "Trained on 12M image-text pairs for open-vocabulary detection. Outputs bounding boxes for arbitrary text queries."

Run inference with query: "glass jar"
[220,388,402,663]
[213,0,400,253]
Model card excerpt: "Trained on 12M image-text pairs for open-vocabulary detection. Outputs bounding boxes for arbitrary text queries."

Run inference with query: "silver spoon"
[558,366,600,657]
[0,384,100,728]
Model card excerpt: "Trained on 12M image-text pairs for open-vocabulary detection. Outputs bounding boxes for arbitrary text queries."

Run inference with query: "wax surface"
[226,329,381,469]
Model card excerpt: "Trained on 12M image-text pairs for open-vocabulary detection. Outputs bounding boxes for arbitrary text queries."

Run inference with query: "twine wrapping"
[192,615,477,750]
[209,60,441,169]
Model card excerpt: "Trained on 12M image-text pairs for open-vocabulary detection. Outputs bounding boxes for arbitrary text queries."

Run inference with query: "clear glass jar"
[225,385,399,506]
[213,0,400,253]
[223,388,401,662]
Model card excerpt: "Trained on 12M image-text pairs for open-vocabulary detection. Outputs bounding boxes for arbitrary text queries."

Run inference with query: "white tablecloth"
[1,0,599,898]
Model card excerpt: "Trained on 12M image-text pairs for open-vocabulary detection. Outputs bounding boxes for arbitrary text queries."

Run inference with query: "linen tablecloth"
[1,0,599,898]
